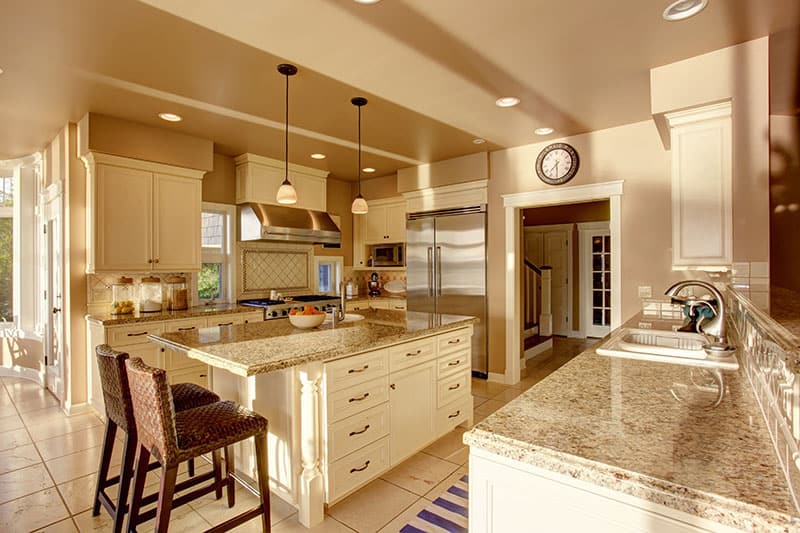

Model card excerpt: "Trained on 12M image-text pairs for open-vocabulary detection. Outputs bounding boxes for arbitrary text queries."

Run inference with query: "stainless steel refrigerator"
[406,206,488,377]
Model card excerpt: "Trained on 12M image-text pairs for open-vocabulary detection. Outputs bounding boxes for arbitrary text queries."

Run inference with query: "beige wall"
[770,114,800,291]
[315,178,354,266]
[651,37,770,264]
[359,173,400,200]
[77,113,214,171]
[397,152,488,192]
[203,153,237,204]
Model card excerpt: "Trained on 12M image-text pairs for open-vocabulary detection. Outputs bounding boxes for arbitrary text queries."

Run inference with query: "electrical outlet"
[638,286,652,298]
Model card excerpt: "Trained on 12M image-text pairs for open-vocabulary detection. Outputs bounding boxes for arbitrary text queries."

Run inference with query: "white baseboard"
[524,338,554,360]
[487,372,506,384]
[0,366,44,385]
[63,401,93,417]
[567,330,586,339]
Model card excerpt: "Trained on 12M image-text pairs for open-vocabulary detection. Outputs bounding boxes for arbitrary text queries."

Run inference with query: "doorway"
[504,181,624,384]
[579,222,611,338]
[523,224,572,336]
[41,186,64,402]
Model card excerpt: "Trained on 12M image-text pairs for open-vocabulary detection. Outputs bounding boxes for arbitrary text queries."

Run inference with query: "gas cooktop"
[239,295,341,320]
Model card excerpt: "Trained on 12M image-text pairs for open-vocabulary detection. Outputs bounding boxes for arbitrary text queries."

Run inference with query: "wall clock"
[535,143,580,185]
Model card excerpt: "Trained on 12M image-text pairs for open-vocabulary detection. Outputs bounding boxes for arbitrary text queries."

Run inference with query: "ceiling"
[1,0,799,181]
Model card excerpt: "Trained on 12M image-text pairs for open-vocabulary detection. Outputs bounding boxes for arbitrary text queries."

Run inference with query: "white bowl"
[288,313,326,329]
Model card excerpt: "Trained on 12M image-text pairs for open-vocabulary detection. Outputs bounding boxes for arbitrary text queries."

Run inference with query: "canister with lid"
[165,276,189,311]
[111,277,135,315]
[139,276,162,313]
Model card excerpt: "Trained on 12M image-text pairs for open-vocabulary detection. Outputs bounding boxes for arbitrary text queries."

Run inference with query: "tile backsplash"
[86,272,187,314]
[345,268,406,295]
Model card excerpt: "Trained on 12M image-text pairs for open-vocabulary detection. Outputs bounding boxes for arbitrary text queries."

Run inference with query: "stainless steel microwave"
[371,243,405,267]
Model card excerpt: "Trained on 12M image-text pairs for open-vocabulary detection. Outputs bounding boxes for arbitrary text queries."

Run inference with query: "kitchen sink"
[325,313,365,324]
[596,327,738,370]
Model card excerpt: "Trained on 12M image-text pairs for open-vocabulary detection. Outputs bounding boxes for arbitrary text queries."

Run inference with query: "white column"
[297,362,324,527]
[540,268,553,337]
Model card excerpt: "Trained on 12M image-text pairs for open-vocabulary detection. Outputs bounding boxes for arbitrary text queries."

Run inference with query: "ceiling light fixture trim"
[495,97,520,108]
[662,0,708,21]
[351,97,369,215]
[534,127,555,135]
[353,0,382,4]
[472,138,486,145]
[362,167,375,173]
[310,153,326,159]
[276,63,298,205]
[158,112,182,122]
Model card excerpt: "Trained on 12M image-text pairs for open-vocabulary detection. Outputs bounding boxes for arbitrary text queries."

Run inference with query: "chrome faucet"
[333,281,347,325]
[664,280,727,345]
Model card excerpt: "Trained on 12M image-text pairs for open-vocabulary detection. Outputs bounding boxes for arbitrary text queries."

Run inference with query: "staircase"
[523,258,554,363]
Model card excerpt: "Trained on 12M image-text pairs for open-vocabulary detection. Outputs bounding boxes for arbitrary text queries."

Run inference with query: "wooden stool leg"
[126,444,150,533]
[111,432,137,533]
[224,446,235,508]
[212,449,223,500]
[254,432,271,532]
[154,465,178,533]
[92,420,118,516]
[188,457,195,477]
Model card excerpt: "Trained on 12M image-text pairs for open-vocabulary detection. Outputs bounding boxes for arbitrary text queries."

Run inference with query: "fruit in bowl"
[288,305,326,329]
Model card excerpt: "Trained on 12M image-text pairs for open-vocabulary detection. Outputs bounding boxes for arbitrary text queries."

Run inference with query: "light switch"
[638,286,652,298]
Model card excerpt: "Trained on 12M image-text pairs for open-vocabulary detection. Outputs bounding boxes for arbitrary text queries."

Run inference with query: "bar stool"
[125,357,271,533]
[92,345,226,533]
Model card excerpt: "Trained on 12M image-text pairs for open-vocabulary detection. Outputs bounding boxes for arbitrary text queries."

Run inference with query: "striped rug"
[400,474,469,533]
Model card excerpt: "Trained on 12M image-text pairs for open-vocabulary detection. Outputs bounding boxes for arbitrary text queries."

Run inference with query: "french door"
[580,223,611,338]
[42,187,64,401]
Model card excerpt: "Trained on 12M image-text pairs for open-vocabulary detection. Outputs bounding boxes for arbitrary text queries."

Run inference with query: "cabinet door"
[153,173,202,272]
[385,203,406,243]
[353,215,367,268]
[389,360,436,465]
[365,205,388,244]
[95,165,153,271]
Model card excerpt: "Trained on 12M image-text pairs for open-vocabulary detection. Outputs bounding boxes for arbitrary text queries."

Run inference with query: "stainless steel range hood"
[238,203,341,245]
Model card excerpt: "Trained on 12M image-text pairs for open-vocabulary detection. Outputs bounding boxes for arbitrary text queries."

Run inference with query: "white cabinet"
[235,153,328,212]
[665,101,732,270]
[389,360,436,464]
[83,153,205,273]
[353,215,367,268]
[364,198,406,245]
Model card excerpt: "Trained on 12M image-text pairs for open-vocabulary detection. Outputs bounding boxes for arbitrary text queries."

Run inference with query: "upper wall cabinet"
[665,101,732,270]
[364,198,406,245]
[234,153,328,212]
[83,153,204,273]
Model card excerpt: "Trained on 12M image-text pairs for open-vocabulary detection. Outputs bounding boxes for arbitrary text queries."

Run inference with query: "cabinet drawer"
[325,350,389,393]
[387,301,406,311]
[438,370,470,407]
[369,301,389,310]
[108,323,164,347]
[438,328,470,354]
[388,337,437,373]
[436,395,472,435]
[163,318,207,334]
[327,403,389,462]
[438,349,470,379]
[240,312,264,324]
[327,376,389,423]
[123,343,164,369]
[168,366,210,388]
[348,300,370,312]
[164,348,200,371]
[327,437,389,503]
[208,315,246,327]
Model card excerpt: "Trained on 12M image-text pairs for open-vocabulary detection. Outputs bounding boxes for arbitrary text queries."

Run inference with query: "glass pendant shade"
[276,179,298,205]
[351,194,368,214]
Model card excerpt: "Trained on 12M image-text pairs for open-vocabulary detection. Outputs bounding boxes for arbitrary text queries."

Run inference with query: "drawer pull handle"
[217,322,234,326]
[448,360,461,366]
[199,374,207,378]
[349,425,370,437]
[448,410,461,419]
[448,339,461,345]
[448,383,460,391]
[127,332,148,337]
[349,393,370,403]
[350,460,370,474]
[348,365,369,374]
[177,327,196,331]
[406,349,422,357]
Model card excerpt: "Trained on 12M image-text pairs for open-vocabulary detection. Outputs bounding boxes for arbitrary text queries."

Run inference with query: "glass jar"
[139,276,162,313]
[165,276,189,311]
[111,277,135,315]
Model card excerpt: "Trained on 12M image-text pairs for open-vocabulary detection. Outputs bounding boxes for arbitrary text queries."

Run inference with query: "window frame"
[313,256,343,296]
[196,202,236,304]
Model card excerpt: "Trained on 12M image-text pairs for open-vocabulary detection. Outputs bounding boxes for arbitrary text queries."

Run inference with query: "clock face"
[535,143,579,185]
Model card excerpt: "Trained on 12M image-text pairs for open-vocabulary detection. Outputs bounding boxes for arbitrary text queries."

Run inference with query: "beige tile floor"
[0,338,590,532]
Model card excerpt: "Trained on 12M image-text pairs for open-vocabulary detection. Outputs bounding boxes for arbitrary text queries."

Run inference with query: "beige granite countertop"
[86,304,259,326]
[148,309,476,377]
[464,315,800,532]
[347,293,406,301]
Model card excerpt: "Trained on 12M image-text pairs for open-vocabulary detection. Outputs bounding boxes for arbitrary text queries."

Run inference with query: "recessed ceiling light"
[0,68,4,75]
[310,153,326,159]
[495,97,520,108]
[158,112,182,122]
[362,167,376,173]
[353,0,382,4]
[662,0,708,21]
[472,138,487,145]
[534,127,554,136]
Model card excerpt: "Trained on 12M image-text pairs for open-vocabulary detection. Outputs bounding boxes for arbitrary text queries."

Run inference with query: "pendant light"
[276,63,298,205]
[351,97,369,214]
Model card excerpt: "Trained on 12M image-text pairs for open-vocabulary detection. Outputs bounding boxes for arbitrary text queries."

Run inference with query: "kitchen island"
[148,308,477,527]
[465,314,800,532]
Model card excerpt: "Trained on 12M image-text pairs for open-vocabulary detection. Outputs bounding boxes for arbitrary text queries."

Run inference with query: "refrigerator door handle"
[436,246,442,296]
[427,247,434,297]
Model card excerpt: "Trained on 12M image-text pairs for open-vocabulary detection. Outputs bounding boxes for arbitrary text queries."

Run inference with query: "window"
[314,256,343,295]
[198,203,235,303]
[0,176,13,322]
